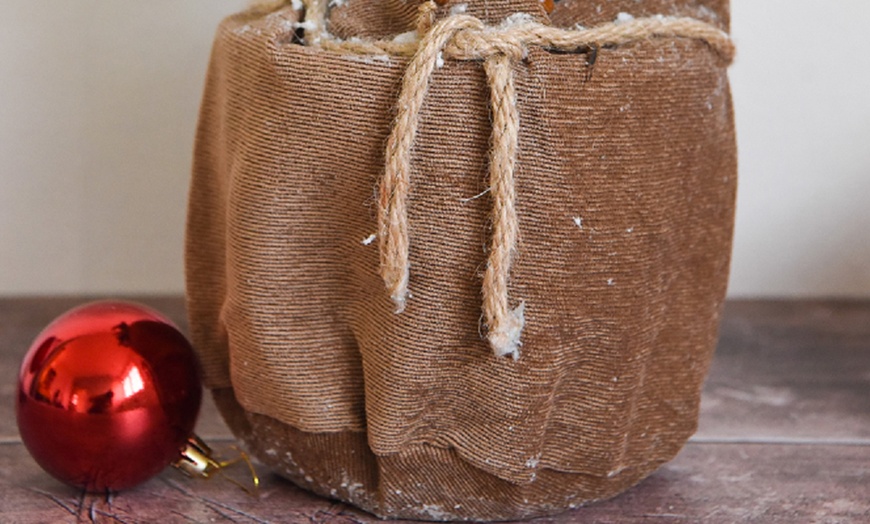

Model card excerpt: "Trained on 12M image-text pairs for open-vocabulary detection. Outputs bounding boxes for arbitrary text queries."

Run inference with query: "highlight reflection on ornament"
[16,301,204,492]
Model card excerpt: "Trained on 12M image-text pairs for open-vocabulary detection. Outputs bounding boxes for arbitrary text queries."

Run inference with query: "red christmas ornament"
[16,301,203,492]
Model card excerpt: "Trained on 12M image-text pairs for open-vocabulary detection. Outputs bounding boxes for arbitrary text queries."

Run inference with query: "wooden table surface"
[1,298,868,523]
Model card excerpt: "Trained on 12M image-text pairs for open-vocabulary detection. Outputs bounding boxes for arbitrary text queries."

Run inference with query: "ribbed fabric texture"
[186,0,736,520]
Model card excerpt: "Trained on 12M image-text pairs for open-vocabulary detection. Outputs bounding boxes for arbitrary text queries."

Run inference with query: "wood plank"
[5,298,869,442]
[1,298,868,522]
[697,300,870,442]
[1,441,867,523]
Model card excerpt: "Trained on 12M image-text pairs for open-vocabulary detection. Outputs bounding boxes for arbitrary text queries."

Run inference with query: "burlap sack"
[186,0,736,520]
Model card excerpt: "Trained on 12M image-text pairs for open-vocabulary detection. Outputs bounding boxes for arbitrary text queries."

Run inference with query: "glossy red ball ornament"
[16,301,202,492]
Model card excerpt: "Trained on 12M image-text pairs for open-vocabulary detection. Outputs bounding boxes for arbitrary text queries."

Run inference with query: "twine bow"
[378,11,528,359]
[291,0,735,359]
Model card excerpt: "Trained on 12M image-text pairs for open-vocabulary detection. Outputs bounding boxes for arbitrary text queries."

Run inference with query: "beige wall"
[1,1,241,294]
[728,0,870,296]
[1,1,868,296]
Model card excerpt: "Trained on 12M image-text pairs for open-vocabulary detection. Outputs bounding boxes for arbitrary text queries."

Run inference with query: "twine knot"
[291,0,735,359]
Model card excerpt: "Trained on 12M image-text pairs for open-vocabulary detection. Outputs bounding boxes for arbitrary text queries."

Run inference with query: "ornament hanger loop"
[174,435,260,496]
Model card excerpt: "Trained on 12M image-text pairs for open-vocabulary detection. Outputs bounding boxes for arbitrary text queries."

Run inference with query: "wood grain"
[698,300,870,442]
[1,442,867,524]
[1,298,868,523]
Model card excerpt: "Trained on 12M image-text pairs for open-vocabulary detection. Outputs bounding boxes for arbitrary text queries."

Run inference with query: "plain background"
[1,0,868,297]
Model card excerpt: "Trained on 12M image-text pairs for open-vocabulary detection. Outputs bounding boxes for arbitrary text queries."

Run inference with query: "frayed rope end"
[488,302,525,360]
[388,270,410,314]
[391,293,407,314]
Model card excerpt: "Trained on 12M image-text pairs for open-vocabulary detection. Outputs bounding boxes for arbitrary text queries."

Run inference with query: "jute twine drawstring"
[288,0,735,359]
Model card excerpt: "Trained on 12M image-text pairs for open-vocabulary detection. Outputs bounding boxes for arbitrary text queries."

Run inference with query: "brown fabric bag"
[186,0,736,520]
